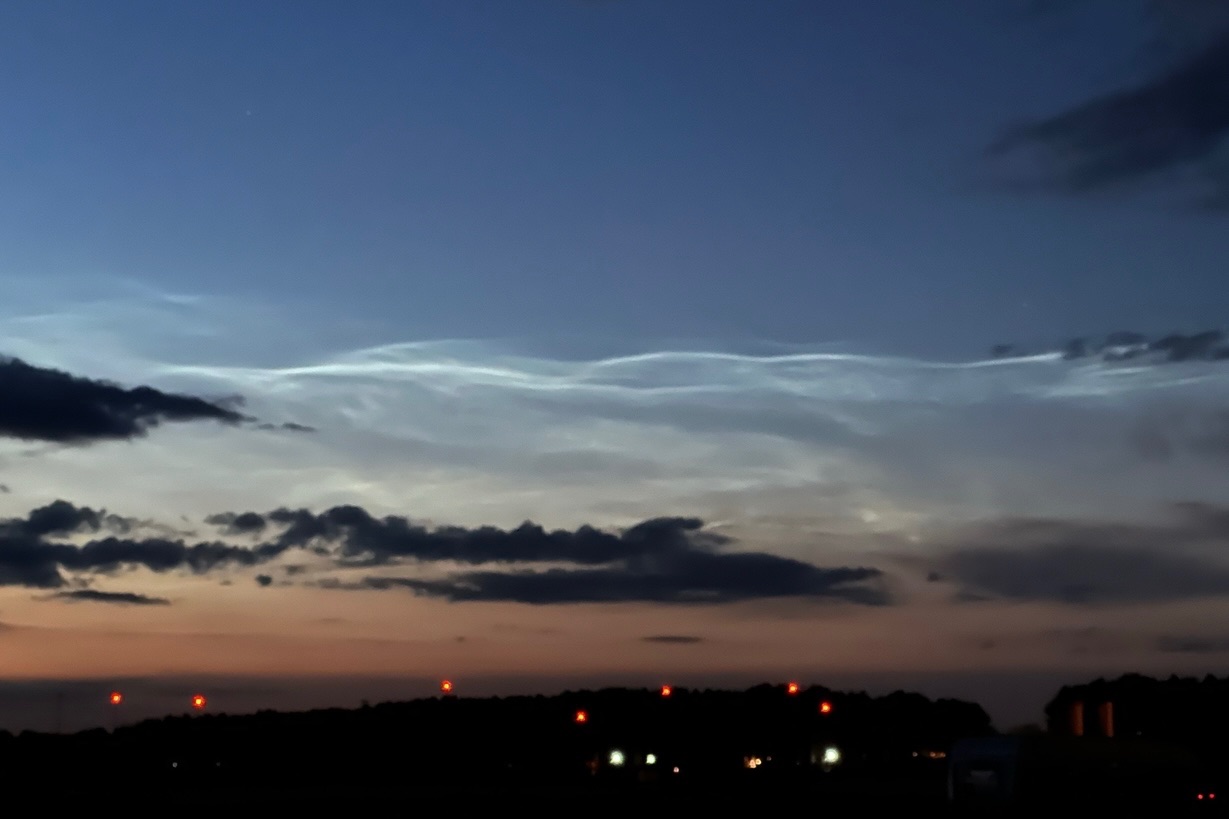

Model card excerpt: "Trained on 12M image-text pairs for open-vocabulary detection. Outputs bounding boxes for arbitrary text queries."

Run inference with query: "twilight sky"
[3,0,1229,733]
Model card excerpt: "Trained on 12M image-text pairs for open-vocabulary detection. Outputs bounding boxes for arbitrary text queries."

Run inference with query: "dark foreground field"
[57,776,949,814]
[46,774,1228,817]
[48,776,1227,816]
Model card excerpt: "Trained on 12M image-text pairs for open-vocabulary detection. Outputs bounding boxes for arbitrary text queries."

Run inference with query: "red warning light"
[819,701,833,714]
[440,680,453,694]
[191,694,206,710]
[660,685,672,698]
[786,682,800,695]
[574,710,589,724]
[109,691,123,706]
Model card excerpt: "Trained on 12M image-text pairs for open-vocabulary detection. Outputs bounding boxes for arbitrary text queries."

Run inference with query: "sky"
[2,0,1229,734]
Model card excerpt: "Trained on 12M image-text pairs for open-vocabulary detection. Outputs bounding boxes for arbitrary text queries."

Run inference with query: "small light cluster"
[107,691,207,710]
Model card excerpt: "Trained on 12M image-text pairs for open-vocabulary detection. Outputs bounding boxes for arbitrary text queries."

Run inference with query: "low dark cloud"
[642,635,704,644]
[0,500,289,589]
[318,554,885,606]
[227,506,887,605]
[50,589,171,606]
[989,10,1229,205]
[925,506,1229,605]
[1157,634,1229,654]
[226,507,730,567]
[972,626,1127,657]
[1,500,888,606]
[0,355,251,444]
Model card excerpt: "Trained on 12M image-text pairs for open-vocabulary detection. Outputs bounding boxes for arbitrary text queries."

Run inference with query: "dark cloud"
[228,506,887,605]
[988,19,1229,205]
[255,421,317,433]
[0,500,290,589]
[224,507,728,567]
[925,506,1229,605]
[3,500,887,606]
[0,485,9,494]
[992,329,1229,364]
[1156,634,1229,654]
[642,635,704,644]
[972,626,1127,656]
[49,589,171,606]
[0,355,252,443]
[319,552,886,606]
[205,511,269,535]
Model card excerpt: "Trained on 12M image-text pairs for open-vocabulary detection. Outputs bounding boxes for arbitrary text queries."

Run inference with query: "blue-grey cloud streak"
[992,3,1229,205]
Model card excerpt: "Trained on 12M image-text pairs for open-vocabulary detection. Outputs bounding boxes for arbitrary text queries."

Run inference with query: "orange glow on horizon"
[440,679,453,694]
[786,682,800,695]
[109,691,123,706]
[660,685,672,697]
[820,701,832,714]
[191,694,206,710]
[574,710,588,724]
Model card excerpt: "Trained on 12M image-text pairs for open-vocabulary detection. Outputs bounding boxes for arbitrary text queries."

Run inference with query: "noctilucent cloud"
[3,0,1229,732]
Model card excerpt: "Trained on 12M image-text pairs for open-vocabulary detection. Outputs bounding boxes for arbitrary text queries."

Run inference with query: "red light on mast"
[819,701,833,714]
[786,682,800,695]
[660,685,672,697]
[574,710,589,724]
[109,691,123,706]
[440,680,453,694]
[191,694,206,710]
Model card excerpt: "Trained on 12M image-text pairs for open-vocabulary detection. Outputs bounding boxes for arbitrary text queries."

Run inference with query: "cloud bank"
[924,503,1229,605]
[0,500,888,606]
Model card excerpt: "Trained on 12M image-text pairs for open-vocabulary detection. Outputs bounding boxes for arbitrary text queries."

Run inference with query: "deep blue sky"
[3,0,1227,359]
[7,1,1229,731]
